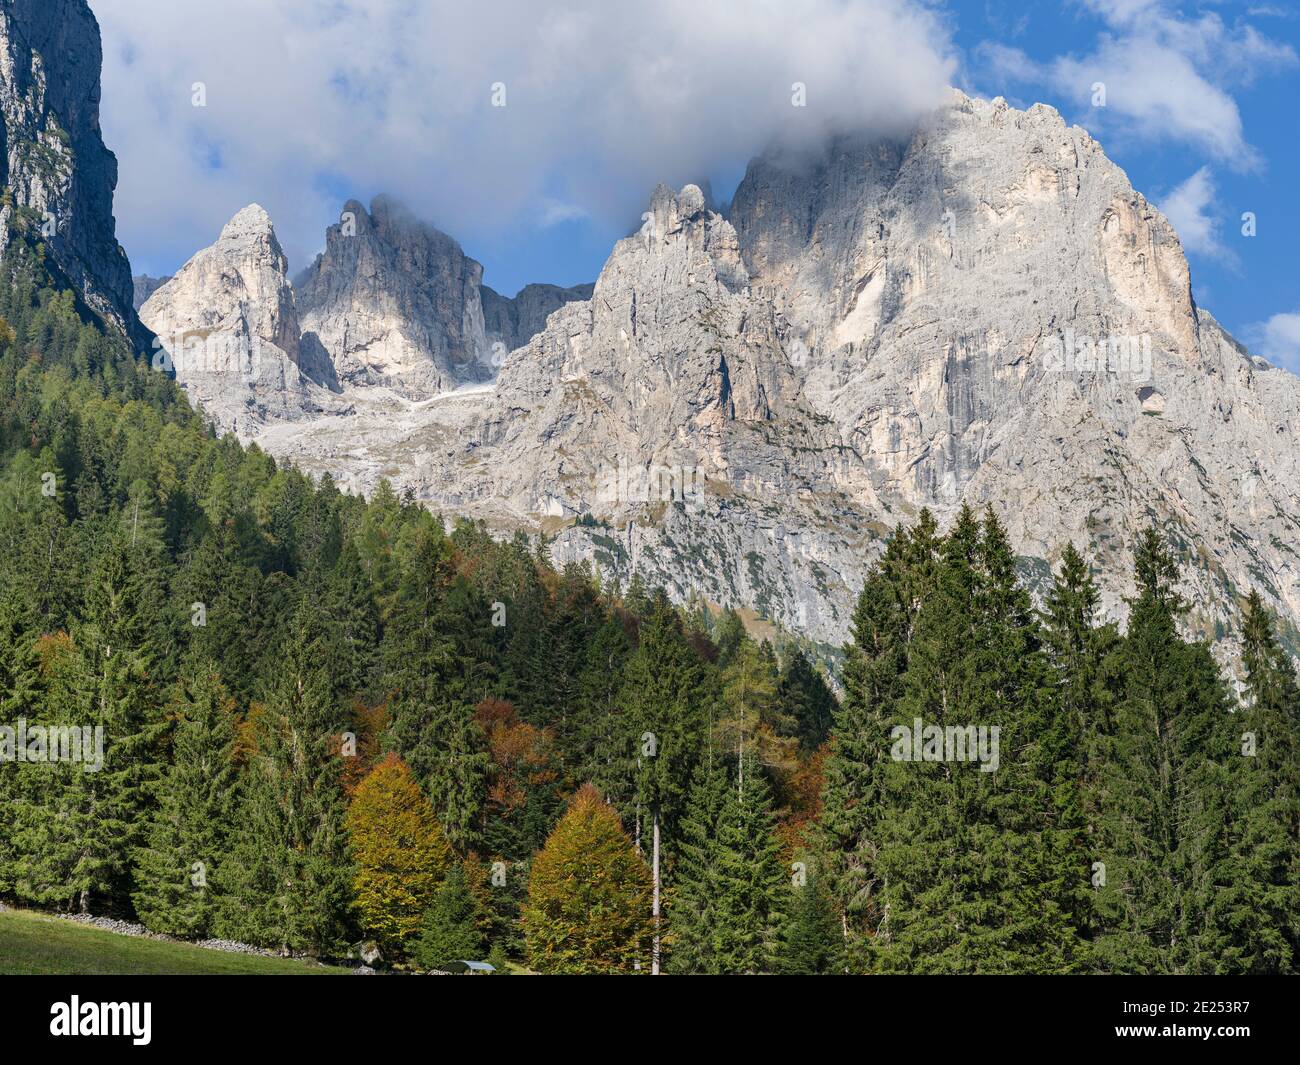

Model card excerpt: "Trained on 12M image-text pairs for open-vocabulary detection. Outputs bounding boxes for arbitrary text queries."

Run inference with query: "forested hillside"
[0,232,1296,974]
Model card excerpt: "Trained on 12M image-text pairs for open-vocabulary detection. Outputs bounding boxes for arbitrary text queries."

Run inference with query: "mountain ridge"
[11,33,1295,660]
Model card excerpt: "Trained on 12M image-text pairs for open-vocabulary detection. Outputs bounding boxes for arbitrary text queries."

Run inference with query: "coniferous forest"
[0,238,1297,976]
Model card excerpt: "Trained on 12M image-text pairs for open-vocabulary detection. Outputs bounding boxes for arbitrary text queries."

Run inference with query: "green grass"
[0,909,350,975]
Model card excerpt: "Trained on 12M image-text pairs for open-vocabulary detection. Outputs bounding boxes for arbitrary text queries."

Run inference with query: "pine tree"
[1211,591,1300,972]
[819,511,939,970]
[217,608,354,956]
[522,784,653,974]
[774,862,842,975]
[131,661,238,937]
[412,861,485,969]
[1093,528,1238,973]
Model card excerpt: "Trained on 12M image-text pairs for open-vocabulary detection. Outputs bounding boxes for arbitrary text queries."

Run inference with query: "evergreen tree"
[217,608,354,956]
[132,661,238,936]
[774,863,842,975]
[667,754,786,974]
[713,754,787,974]
[1093,528,1238,974]
[0,586,41,896]
[581,612,634,803]
[776,648,837,753]
[666,760,730,974]
[1212,591,1300,972]
[819,511,939,970]
[14,531,165,913]
[618,597,711,849]
[382,525,490,849]
[412,861,485,968]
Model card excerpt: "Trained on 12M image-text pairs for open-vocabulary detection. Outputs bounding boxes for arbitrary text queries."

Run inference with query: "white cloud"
[93,0,957,279]
[978,0,1296,168]
[1158,167,1235,264]
[1245,313,1300,373]
[538,200,590,228]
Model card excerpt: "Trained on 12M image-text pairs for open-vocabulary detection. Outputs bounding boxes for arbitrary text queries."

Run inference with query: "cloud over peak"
[96,0,957,281]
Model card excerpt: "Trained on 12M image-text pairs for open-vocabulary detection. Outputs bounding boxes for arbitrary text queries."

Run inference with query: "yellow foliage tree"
[522,785,653,974]
[345,754,451,955]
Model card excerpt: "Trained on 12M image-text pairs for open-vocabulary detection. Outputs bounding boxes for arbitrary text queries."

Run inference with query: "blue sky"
[98,0,1300,368]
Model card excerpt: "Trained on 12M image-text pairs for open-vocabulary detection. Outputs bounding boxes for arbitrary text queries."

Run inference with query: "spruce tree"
[1211,591,1300,972]
[617,596,711,852]
[217,608,354,956]
[713,753,787,974]
[412,862,485,968]
[819,511,939,970]
[1093,528,1238,973]
[382,525,490,849]
[0,587,40,896]
[132,661,238,937]
[15,532,165,913]
[774,863,842,975]
[776,648,837,753]
[666,760,730,974]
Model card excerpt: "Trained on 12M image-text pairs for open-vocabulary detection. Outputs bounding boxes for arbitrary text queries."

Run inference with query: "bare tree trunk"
[634,757,642,855]
[651,805,661,975]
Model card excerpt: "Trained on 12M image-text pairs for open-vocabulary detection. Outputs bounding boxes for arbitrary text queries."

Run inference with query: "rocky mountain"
[481,281,594,359]
[7,0,1296,664]
[720,91,1300,645]
[138,204,333,433]
[132,274,170,310]
[0,0,145,347]
[291,195,499,395]
[230,91,1300,660]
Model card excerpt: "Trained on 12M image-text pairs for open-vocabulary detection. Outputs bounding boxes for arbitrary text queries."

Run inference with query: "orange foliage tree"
[475,697,555,818]
[522,784,653,974]
[345,754,451,956]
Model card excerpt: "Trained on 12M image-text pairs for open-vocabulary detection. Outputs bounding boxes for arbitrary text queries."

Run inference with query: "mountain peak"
[221,203,276,237]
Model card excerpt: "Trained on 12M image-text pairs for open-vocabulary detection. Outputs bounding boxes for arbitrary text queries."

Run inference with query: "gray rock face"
[0,0,144,347]
[723,90,1300,651]
[481,281,594,360]
[295,196,495,395]
[139,205,331,434]
[132,274,171,310]
[164,92,1300,661]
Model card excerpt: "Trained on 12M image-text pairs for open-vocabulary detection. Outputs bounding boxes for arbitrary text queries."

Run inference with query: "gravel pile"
[57,913,285,960]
